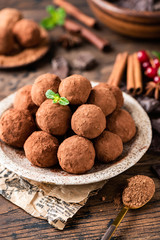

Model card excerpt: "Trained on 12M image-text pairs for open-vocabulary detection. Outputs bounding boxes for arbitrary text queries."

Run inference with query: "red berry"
[145,67,157,78]
[137,50,149,63]
[153,58,160,69]
[142,61,151,70]
[154,76,160,83]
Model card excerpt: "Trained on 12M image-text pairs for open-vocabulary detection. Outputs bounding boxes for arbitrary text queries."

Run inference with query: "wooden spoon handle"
[101,206,129,240]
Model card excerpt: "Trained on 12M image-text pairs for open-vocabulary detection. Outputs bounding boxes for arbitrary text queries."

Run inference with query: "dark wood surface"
[0,1,160,239]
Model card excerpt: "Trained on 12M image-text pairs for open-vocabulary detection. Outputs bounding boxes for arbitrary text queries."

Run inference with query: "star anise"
[145,81,160,100]
[58,32,82,49]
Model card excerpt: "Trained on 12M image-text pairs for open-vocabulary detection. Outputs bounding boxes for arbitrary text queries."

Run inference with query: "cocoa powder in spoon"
[122,175,155,209]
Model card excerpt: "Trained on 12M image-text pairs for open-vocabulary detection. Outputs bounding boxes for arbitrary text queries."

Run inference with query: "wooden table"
[0,1,160,239]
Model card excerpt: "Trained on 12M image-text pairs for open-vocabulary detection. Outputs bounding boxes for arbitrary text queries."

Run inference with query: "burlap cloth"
[0,163,106,230]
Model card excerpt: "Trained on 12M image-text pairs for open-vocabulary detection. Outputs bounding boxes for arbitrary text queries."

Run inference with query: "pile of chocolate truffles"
[0,8,41,55]
[0,74,136,174]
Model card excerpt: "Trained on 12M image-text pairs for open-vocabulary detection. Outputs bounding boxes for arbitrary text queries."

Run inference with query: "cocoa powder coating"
[31,73,61,106]
[0,8,23,30]
[36,99,72,136]
[24,131,59,168]
[107,109,136,143]
[87,87,116,116]
[94,131,123,162]
[14,85,38,115]
[122,175,155,208]
[59,74,92,105]
[0,26,14,54]
[57,135,95,174]
[0,108,36,148]
[94,83,124,109]
[13,19,41,48]
[71,104,106,139]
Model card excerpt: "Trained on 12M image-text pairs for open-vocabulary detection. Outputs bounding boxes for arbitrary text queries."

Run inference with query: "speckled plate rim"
[0,81,152,185]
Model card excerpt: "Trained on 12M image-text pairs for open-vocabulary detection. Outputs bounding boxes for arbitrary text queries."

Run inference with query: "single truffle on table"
[57,135,95,174]
[107,109,136,143]
[0,26,14,54]
[13,19,41,48]
[24,131,59,168]
[94,83,124,109]
[36,99,71,136]
[14,85,38,115]
[0,8,23,30]
[87,87,116,116]
[59,74,92,105]
[0,109,35,148]
[71,104,106,139]
[94,131,123,163]
[31,73,61,106]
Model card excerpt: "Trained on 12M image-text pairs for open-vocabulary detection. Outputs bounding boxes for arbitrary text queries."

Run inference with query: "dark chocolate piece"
[136,96,159,113]
[152,164,160,179]
[72,51,97,70]
[111,0,154,11]
[151,118,160,134]
[51,56,69,79]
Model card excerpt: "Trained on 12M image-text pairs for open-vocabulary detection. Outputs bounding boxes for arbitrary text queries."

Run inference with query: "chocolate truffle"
[71,104,106,139]
[0,26,14,54]
[59,74,92,105]
[0,109,35,148]
[58,135,95,174]
[0,8,23,30]
[87,87,116,116]
[31,73,61,106]
[94,131,123,162]
[36,99,71,136]
[13,19,41,47]
[94,83,124,109]
[24,131,59,168]
[14,85,38,115]
[107,109,136,143]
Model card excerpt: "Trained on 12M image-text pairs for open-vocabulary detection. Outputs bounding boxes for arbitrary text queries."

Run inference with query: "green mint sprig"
[41,5,66,30]
[45,89,69,106]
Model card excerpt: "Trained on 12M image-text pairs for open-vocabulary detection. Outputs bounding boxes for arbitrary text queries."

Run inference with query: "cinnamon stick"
[64,19,109,51]
[127,54,135,94]
[133,53,143,95]
[108,52,128,86]
[53,0,97,28]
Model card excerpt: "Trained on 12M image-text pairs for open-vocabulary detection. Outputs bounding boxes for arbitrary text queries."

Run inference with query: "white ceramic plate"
[0,82,152,185]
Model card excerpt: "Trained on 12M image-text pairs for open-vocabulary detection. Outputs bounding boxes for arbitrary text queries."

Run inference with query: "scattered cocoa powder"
[122,175,155,209]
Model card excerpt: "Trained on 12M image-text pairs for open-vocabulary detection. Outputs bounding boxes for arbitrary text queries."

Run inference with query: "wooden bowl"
[88,0,160,38]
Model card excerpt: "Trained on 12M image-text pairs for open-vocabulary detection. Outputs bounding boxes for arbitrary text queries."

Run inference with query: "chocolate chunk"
[136,96,159,113]
[72,52,97,70]
[112,0,154,11]
[51,56,69,79]
[151,118,160,134]
[152,164,160,179]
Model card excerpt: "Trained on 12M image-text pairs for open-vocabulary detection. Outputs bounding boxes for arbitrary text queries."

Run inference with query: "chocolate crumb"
[122,175,155,209]
[102,196,106,201]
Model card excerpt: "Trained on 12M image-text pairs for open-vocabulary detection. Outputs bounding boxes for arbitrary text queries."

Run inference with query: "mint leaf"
[53,99,59,103]
[41,17,56,30]
[46,5,55,16]
[152,51,160,60]
[158,67,160,77]
[59,97,69,106]
[45,89,56,99]
[41,5,66,30]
